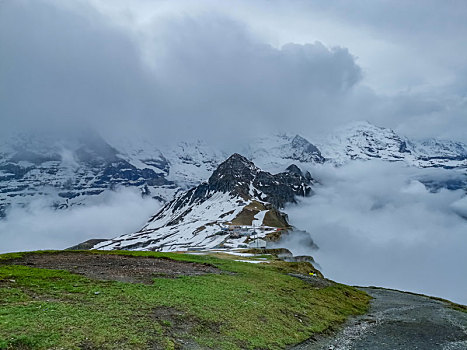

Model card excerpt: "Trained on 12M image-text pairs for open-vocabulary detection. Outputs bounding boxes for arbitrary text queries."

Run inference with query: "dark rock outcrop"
[209,153,313,208]
[148,153,314,225]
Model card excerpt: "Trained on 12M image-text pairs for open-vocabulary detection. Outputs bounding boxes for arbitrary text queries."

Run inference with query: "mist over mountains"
[1,121,465,221]
[1,0,466,307]
[286,160,467,305]
[1,121,466,251]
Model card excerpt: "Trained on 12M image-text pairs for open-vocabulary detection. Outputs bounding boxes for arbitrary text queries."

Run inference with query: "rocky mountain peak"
[212,153,257,175]
[288,134,325,164]
[207,153,313,208]
[285,164,303,176]
[291,135,322,157]
[208,153,259,194]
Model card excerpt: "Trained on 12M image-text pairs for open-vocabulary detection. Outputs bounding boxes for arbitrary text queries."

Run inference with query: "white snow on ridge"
[316,121,467,168]
[162,140,227,188]
[252,210,267,227]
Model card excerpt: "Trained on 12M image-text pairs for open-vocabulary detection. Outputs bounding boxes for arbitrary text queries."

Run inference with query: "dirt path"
[1,252,220,284]
[292,287,467,350]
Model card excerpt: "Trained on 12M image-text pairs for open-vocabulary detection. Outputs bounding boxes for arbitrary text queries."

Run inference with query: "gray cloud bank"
[0,0,361,146]
[285,162,467,305]
[1,0,465,145]
[0,188,160,254]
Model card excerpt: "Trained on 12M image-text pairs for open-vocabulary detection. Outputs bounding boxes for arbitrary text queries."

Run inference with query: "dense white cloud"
[0,188,160,254]
[284,161,467,304]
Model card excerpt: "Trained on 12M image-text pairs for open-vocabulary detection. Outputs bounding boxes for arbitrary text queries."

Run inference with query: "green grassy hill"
[0,250,370,350]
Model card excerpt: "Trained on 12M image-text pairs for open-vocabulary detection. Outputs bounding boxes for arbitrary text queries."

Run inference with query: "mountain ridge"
[94,153,313,251]
[317,121,467,168]
[1,121,466,217]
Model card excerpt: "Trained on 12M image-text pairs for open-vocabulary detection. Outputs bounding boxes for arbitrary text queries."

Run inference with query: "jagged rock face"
[252,167,312,208]
[209,154,257,194]
[209,153,313,208]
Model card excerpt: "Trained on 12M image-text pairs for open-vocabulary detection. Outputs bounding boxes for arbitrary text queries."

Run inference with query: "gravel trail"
[292,287,467,350]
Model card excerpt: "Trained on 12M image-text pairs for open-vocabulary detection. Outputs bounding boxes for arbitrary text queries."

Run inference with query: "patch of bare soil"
[2,252,221,284]
[151,306,220,350]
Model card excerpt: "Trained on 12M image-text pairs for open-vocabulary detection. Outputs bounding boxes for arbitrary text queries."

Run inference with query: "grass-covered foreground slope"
[0,250,370,350]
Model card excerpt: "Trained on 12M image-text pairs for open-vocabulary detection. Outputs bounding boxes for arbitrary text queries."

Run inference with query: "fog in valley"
[285,162,467,304]
[0,188,161,254]
[1,0,466,304]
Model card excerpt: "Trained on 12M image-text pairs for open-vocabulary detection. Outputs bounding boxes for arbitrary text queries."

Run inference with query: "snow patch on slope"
[317,121,467,169]
[94,191,241,251]
[247,133,324,173]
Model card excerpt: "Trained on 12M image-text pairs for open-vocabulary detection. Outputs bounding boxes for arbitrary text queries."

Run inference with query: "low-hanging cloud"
[269,229,319,257]
[1,0,466,146]
[0,0,362,146]
[0,188,161,254]
[284,161,467,305]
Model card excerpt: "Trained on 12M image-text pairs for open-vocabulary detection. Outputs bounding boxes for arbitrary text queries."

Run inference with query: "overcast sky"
[1,0,466,144]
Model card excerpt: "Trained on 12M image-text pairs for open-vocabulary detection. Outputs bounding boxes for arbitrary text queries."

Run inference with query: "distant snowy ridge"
[0,131,178,217]
[317,121,467,168]
[0,131,320,216]
[245,134,324,173]
[1,121,466,217]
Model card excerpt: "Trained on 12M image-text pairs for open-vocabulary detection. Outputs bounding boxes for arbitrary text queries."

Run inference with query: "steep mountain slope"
[318,121,467,169]
[0,131,178,217]
[246,134,325,172]
[94,154,313,251]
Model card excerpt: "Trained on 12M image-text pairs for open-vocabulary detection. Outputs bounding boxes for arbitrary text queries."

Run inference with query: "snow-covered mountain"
[0,131,320,217]
[0,131,178,217]
[1,121,465,218]
[112,137,227,189]
[318,121,467,168]
[246,134,324,173]
[94,154,313,251]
